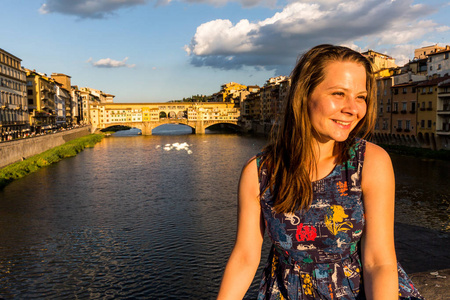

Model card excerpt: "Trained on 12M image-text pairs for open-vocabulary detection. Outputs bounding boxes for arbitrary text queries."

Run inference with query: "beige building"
[0,48,29,141]
[436,78,450,149]
[374,76,394,140]
[427,46,450,77]
[414,44,446,60]
[52,73,76,125]
[391,81,420,145]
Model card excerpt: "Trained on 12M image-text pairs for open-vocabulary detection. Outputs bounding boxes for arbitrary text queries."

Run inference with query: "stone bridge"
[100,118,239,135]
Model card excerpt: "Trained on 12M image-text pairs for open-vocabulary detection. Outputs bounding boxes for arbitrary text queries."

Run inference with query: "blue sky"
[1,0,449,103]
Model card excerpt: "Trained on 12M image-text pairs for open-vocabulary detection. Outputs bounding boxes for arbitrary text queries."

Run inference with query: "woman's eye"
[357,95,367,101]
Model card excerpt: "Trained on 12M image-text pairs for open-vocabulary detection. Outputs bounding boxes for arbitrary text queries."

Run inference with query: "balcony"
[400,110,407,114]
[437,125,450,135]
[409,110,416,114]
[396,128,403,132]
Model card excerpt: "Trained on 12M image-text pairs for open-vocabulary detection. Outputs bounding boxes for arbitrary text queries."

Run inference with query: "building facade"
[0,48,29,141]
[26,69,57,132]
[427,46,450,78]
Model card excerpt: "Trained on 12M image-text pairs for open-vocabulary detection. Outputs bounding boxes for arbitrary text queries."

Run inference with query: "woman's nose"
[342,96,360,115]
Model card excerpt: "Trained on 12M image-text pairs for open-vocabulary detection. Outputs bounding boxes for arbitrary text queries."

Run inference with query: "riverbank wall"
[0,126,91,169]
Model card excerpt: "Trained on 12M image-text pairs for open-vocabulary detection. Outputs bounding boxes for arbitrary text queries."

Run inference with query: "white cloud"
[88,57,136,68]
[185,0,448,71]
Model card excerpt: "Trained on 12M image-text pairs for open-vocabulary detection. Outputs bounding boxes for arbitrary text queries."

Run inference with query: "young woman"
[217,45,423,299]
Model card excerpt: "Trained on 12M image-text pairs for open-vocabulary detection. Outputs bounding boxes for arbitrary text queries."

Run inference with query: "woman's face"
[307,61,367,143]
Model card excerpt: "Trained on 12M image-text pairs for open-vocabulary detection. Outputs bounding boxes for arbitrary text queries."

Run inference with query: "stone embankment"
[395,222,449,299]
[0,126,91,169]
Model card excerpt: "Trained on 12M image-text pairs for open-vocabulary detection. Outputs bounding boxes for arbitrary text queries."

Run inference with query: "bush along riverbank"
[378,144,450,161]
[0,134,104,190]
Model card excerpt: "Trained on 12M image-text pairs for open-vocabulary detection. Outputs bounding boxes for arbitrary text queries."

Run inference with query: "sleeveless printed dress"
[256,139,423,300]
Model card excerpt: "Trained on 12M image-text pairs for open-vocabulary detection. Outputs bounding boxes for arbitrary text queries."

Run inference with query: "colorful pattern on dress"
[256,139,424,300]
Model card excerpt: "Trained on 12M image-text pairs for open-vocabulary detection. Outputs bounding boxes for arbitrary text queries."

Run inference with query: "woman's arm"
[361,142,398,300]
[217,159,265,300]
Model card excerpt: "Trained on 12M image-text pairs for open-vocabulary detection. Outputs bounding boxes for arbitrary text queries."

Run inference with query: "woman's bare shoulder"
[362,141,394,188]
[240,157,258,183]
[364,141,392,166]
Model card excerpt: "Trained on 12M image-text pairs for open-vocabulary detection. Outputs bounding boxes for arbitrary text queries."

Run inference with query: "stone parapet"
[0,126,91,169]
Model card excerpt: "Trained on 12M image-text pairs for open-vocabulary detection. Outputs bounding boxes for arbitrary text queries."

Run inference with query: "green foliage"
[0,134,104,190]
[379,144,450,161]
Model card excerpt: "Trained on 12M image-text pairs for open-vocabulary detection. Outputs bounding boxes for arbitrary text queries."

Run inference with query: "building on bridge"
[89,101,240,135]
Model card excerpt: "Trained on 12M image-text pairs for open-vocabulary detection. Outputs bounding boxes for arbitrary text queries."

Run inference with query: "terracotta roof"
[416,75,450,87]
[392,81,424,88]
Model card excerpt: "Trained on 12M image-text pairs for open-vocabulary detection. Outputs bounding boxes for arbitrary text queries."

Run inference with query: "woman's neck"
[310,139,338,181]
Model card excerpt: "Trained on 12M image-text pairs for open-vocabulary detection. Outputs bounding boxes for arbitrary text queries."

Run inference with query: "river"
[0,125,448,299]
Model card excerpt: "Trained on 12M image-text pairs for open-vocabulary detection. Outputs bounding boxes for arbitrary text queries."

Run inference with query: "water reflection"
[0,132,447,299]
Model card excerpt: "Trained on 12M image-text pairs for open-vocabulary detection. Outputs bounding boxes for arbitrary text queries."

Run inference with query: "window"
[429,57,432,62]
[387,105,391,112]
[394,88,398,95]
[412,87,416,93]
[421,120,425,128]
[397,120,402,129]
[438,64,442,70]
[428,120,432,128]
[422,88,426,94]
[405,120,411,130]
[430,66,433,71]
[429,87,433,93]
[428,101,432,108]
[445,53,449,60]
[411,102,416,112]
[402,102,407,110]
[380,107,383,113]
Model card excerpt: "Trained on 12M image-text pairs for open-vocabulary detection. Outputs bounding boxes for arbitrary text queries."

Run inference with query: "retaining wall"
[0,126,91,169]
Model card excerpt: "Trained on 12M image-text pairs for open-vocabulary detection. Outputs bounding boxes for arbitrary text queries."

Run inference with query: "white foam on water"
[157,142,192,154]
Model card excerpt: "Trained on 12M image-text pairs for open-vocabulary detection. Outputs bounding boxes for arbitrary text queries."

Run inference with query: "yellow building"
[26,69,57,132]
[390,81,420,146]
[220,82,247,103]
[362,50,397,75]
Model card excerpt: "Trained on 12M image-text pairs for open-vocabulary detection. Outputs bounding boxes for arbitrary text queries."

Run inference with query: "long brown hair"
[261,44,376,213]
